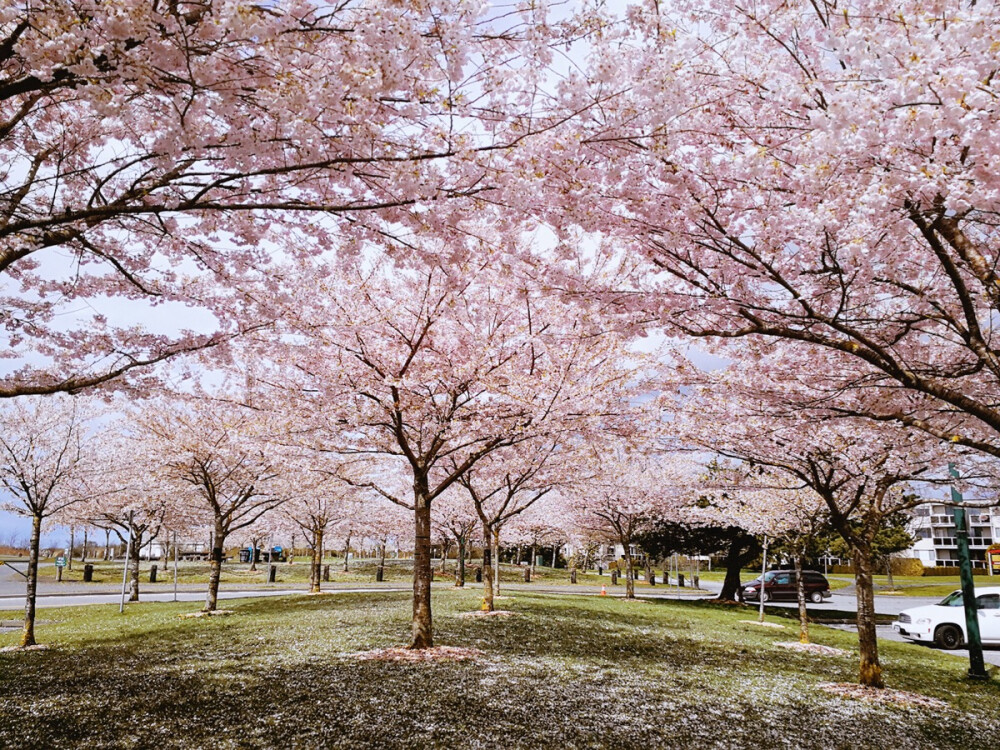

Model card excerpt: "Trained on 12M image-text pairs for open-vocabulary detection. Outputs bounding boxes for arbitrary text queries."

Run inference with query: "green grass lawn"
[26,557,647,589]
[2,590,999,748]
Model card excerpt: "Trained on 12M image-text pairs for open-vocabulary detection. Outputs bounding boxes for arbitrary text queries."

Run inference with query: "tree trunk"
[481,527,495,612]
[249,538,258,572]
[718,537,744,602]
[68,525,74,571]
[455,536,466,587]
[493,532,500,596]
[410,486,434,649]
[128,530,141,602]
[342,530,352,572]
[794,553,809,644]
[104,527,111,561]
[439,538,450,573]
[530,544,537,576]
[20,513,42,647]
[81,527,88,564]
[622,546,635,599]
[310,527,324,593]
[204,521,226,612]
[551,542,558,568]
[885,556,895,590]
[853,545,884,688]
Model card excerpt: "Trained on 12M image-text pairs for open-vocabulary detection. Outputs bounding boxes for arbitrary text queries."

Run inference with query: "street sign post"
[949,463,989,680]
[54,556,66,568]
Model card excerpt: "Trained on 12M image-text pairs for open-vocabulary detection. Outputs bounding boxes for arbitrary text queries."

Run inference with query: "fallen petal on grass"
[0,643,53,653]
[179,610,235,619]
[458,610,517,619]
[776,641,849,657]
[352,646,485,663]
[739,619,785,629]
[818,683,948,709]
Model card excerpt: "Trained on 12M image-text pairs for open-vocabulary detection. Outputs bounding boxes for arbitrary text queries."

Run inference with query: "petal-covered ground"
[1,590,997,749]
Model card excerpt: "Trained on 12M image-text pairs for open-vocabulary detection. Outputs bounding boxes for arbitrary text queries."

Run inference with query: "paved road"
[828,623,1000,668]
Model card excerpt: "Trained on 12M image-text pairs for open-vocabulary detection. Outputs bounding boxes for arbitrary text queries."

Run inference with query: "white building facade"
[908,503,1000,570]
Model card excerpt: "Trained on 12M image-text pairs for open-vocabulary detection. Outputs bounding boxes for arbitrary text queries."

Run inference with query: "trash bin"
[83,563,94,582]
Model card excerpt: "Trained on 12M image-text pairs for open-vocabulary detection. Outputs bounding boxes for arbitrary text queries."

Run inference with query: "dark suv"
[740,570,832,604]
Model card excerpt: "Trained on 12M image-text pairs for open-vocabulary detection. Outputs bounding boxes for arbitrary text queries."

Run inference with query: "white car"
[892,586,1000,649]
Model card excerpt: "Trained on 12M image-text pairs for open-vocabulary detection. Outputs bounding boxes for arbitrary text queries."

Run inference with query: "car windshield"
[938,591,964,607]
[762,571,777,581]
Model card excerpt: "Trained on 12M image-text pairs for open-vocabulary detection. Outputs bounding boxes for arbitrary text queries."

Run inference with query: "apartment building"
[908,502,1000,570]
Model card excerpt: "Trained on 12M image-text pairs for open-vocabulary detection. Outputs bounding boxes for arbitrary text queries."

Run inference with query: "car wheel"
[935,624,963,650]
[809,590,823,604]
[762,591,771,603]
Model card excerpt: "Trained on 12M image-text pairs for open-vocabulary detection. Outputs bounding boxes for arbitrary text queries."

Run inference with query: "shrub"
[891,558,925,577]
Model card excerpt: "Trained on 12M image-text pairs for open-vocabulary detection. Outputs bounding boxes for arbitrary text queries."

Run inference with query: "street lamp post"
[949,463,989,680]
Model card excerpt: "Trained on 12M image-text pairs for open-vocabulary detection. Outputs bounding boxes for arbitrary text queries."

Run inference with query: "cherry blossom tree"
[137,397,284,611]
[269,250,646,648]
[570,450,693,599]
[672,356,963,688]
[557,2,1000,467]
[432,489,479,587]
[0,396,95,646]
[456,438,591,610]
[0,0,562,398]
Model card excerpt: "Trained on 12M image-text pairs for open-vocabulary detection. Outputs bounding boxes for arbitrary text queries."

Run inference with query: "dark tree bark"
[411,485,433,649]
[204,520,226,612]
[853,544,884,688]
[794,553,809,644]
[20,513,42,647]
[342,529,352,572]
[720,537,749,602]
[128,532,142,602]
[622,546,636,599]
[310,527,324,593]
[481,527,495,612]
[455,535,466,587]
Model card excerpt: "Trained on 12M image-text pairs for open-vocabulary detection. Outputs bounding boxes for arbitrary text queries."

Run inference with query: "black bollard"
[524,567,531,583]
[649,572,655,586]
[322,565,330,582]
[376,565,384,582]
[475,566,483,583]
[570,568,577,584]
[678,573,685,587]
[268,564,277,583]
[693,574,700,589]
[83,563,93,582]
[149,564,157,583]
[611,570,618,585]
[598,565,603,577]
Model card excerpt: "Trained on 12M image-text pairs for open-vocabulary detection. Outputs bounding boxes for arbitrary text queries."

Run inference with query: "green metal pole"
[949,463,989,680]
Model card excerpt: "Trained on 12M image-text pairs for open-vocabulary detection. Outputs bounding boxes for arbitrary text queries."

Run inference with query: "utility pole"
[949,463,989,680]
